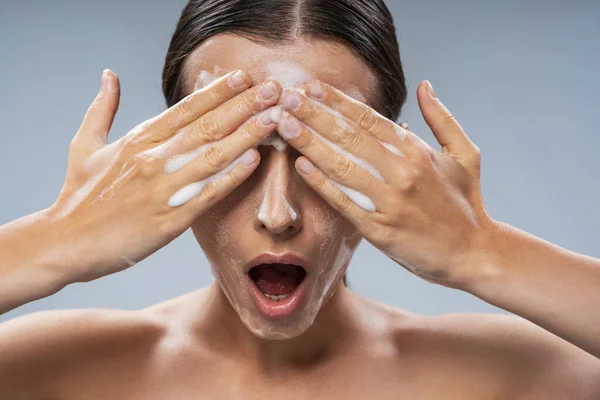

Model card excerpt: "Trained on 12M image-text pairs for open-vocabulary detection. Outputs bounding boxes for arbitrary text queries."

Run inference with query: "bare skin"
[1,34,600,399]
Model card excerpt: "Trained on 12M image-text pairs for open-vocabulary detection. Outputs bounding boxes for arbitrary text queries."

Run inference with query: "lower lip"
[247,272,308,319]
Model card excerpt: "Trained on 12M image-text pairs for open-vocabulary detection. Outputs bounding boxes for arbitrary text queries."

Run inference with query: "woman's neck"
[192,281,357,372]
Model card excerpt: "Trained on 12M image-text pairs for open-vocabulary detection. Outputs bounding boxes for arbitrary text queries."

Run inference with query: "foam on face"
[266,60,313,90]
[257,164,298,226]
[259,134,288,153]
[344,85,367,103]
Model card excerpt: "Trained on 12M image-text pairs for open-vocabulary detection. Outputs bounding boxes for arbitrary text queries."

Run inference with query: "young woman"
[1,0,599,398]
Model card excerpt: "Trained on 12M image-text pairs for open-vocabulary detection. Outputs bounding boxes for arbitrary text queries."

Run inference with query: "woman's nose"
[256,154,302,235]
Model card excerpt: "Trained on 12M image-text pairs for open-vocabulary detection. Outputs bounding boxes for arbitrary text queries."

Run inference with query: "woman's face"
[184,34,379,340]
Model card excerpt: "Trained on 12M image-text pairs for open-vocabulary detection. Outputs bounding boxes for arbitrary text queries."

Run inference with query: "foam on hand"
[167,151,249,207]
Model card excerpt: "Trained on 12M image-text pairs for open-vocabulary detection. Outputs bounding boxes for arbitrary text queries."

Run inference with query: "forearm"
[0,209,73,315]
[463,220,600,359]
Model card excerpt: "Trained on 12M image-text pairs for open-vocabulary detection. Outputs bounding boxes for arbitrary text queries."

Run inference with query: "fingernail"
[270,106,282,123]
[307,82,326,101]
[229,70,248,89]
[101,69,111,87]
[240,149,257,166]
[279,115,300,139]
[298,158,314,175]
[426,81,437,99]
[281,91,302,111]
[259,110,273,126]
[259,81,278,101]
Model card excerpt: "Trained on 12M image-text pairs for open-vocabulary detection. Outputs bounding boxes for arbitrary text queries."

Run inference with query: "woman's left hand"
[276,80,497,288]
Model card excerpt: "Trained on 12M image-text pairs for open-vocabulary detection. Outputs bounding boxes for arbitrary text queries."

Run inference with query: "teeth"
[263,293,292,301]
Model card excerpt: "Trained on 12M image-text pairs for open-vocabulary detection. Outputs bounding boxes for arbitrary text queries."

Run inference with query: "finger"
[169,108,276,181]
[304,80,414,150]
[176,79,281,154]
[279,89,408,183]
[73,70,121,154]
[133,70,252,144]
[169,149,260,217]
[294,156,376,229]
[277,112,389,207]
[417,80,479,162]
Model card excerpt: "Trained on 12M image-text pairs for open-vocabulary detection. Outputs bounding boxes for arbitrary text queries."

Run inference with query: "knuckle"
[131,153,158,178]
[335,126,360,149]
[176,95,197,117]
[398,166,422,192]
[200,182,219,205]
[197,116,221,140]
[335,190,354,212]
[121,136,139,154]
[356,108,380,131]
[331,158,353,181]
[202,145,228,170]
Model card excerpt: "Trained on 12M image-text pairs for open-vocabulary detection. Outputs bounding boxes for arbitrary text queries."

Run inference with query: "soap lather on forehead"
[185,35,375,101]
[184,36,376,152]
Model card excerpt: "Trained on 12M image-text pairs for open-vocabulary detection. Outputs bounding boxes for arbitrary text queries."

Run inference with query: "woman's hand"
[275,80,495,288]
[45,69,281,284]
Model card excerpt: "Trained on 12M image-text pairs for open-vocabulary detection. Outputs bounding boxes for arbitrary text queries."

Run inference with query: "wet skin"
[1,34,599,399]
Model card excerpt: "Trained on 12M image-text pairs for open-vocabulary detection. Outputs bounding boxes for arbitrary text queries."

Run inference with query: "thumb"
[71,69,121,156]
[417,80,480,166]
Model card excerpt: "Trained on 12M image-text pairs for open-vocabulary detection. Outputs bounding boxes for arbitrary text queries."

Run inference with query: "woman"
[1,0,599,398]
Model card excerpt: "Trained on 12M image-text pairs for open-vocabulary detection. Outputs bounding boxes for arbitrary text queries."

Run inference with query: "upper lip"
[244,252,310,274]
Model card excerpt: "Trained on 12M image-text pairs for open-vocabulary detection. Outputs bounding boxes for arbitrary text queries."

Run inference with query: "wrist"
[452,218,510,294]
[25,207,80,291]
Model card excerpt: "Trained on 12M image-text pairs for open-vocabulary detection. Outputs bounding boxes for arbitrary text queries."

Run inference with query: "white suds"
[164,143,211,174]
[168,151,246,207]
[302,108,385,183]
[344,85,367,103]
[266,60,313,90]
[259,134,288,152]
[143,140,172,159]
[195,65,224,90]
[257,168,298,227]
[331,181,377,212]
[380,141,406,157]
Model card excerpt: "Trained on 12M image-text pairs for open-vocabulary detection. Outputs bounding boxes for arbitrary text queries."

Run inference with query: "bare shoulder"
[393,311,600,399]
[0,306,166,396]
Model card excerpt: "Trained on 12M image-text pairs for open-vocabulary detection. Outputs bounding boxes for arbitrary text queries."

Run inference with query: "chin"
[240,311,317,340]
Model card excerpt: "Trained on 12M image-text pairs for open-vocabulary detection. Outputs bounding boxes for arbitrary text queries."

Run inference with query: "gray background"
[1,0,599,322]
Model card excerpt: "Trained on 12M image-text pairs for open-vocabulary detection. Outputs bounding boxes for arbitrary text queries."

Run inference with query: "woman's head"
[162,0,406,340]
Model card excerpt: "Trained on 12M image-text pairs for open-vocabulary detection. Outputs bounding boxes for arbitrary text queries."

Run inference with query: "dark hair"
[162,0,407,288]
[162,0,407,121]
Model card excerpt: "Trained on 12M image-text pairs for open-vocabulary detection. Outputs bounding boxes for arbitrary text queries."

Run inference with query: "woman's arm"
[463,220,600,359]
[0,209,74,314]
[274,78,600,360]
[0,69,282,316]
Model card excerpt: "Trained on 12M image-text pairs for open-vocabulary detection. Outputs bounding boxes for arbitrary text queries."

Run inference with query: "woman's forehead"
[183,33,377,104]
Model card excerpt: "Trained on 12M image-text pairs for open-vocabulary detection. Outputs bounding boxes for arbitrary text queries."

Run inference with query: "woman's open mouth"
[246,257,308,319]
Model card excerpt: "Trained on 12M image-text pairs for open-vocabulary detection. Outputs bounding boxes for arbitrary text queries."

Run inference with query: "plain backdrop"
[1,0,599,323]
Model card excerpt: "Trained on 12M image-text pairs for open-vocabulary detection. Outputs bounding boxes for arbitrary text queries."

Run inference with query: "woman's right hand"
[45,69,281,284]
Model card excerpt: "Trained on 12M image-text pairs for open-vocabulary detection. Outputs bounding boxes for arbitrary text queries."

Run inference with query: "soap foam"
[164,143,211,174]
[266,60,313,90]
[344,85,367,103]
[168,151,248,207]
[301,103,384,183]
[257,165,298,226]
[259,134,288,152]
[379,141,406,157]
